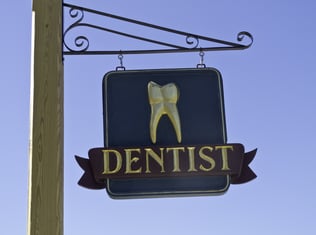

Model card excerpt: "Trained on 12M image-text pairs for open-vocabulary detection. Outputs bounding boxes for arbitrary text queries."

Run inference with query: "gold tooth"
[148,81,182,144]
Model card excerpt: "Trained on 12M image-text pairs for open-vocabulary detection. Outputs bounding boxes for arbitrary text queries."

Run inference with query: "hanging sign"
[75,68,257,198]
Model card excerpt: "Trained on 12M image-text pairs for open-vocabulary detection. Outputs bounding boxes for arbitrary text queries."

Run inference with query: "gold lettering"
[187,147,197,172]
[215,145,233,170]
[166,147,185,172]
[125,148,142,174]
[102,149,122,174]
[199,146,215,171]
[145,148,165,173]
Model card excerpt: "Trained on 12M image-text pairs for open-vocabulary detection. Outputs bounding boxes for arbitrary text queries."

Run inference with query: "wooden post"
[28,0,63,234]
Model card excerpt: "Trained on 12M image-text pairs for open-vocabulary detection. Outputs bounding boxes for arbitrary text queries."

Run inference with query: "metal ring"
[197,48,206,68]
[116,52,126,70]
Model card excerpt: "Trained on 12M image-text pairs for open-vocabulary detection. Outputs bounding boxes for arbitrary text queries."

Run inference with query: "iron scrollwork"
[63,3,253,55]
[63,7,89,52]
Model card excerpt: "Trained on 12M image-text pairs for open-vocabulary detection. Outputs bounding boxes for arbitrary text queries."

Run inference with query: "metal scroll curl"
[63,7,89,53]
[237,31,253,46]
[185,35,200,49]
[63,3,253,55]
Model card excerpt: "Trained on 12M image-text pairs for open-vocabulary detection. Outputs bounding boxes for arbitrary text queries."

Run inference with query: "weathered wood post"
[28,0,64,234]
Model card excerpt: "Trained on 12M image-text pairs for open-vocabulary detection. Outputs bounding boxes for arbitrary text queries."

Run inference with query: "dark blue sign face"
[102,68,229,198]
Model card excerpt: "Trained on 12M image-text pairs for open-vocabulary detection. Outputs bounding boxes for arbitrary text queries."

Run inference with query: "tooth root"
[148,81,182,144]
[150,103,164,144]
[165,103,182,143]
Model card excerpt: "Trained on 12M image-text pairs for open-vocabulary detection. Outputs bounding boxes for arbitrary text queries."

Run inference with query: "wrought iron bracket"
[63,2,253,56]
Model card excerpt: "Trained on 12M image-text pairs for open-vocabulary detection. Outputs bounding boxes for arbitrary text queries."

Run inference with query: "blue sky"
[1,0,316,234]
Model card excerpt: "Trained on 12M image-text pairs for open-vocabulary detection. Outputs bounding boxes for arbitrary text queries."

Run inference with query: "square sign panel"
[103,68,229,198]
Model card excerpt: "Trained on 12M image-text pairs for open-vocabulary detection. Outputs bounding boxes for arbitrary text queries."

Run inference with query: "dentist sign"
[75,68,257,198]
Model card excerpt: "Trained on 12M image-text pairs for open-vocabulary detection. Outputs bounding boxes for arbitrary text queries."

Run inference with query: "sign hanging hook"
[116,51,126,71]
[197,48,206,68]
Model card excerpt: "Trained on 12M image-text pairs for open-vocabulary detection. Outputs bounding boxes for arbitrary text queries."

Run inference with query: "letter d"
[102,149,122,174]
